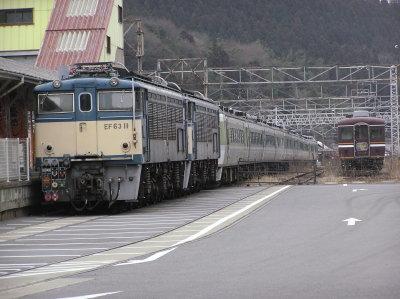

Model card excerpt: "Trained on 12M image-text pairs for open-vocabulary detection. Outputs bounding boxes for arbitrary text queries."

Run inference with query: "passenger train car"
[34,63,317,211]
[337,111,385,171]
[218,109,317,183]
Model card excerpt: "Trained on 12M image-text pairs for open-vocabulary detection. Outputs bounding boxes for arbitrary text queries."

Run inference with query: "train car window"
[79,93,91,112]
[38,94,74,114]
[355,126,368,140]
[370,126,384,141]
[339,127,353,140]
[98,91,134,111]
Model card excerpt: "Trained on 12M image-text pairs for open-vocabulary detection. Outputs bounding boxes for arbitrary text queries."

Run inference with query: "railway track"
[241,168,324,186]
[279,169,324,185]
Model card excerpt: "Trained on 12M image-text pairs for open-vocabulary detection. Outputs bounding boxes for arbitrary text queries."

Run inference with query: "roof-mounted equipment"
[69,62,119,78]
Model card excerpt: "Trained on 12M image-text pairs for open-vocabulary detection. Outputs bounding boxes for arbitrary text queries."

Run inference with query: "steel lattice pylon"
[154,59,400,155]
[390,66,400,155]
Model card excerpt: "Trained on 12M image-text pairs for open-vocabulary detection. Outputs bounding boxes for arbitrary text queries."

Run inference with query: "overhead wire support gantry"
[155,59,399,155]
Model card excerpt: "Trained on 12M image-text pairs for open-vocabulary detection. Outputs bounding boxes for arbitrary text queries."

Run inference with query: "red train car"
[337,112,385,171]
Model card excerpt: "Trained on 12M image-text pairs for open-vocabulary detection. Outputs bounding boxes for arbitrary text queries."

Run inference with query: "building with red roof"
[36,0,124,70]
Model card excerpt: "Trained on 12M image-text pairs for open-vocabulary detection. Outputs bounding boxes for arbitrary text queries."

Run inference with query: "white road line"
[56,291,122,299]
[352,188,367,192]
[18,236,150,241]
[0,254,81,258]
[43,231,169,236]
[0,263,47,266]
[56,226,180,232]
[116,247,176,266]
[0,248,107,252]
[73,221,187,226]
[2,267,96,278]
[141,240,181,243]
[96,216,194,220]
[90,218,193,223]
[52,261,116,265]
[173,186,290,246]
[21,220,46,223]
[0,242,128,247]
[94,252,145,256]
[126,210,209,214]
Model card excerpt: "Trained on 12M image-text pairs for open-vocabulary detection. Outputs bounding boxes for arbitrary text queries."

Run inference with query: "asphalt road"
[0,186,265,277]
[11,184,400,298]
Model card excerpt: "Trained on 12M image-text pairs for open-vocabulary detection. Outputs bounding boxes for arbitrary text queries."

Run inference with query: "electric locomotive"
[35,63,318,211]
[337,111,385,171]
[35,63,219,211]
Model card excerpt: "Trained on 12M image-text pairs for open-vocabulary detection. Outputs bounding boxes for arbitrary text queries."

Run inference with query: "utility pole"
[136,20,144,74]
[124,19,144,74]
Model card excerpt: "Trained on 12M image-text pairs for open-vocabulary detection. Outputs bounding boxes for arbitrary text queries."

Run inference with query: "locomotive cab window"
[79,93,92,112]
[38,93,74,114]
[98,90,142,112]
[339,127,353,141]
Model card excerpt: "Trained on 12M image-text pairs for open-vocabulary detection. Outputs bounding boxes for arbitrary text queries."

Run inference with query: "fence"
[0,138,30,182]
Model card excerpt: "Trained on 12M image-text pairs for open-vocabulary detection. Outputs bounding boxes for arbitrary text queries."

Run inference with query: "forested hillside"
[123,0,400,69]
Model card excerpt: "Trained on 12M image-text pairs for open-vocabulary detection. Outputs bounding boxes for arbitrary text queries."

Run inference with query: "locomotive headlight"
[110,77,119,87]
[356,142,368,152]
[45,144,54,154]
[52,80,62,89]
[121,142,131,152]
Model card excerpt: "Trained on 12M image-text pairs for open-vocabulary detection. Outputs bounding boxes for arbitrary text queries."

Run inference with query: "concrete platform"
[0,180,40,221]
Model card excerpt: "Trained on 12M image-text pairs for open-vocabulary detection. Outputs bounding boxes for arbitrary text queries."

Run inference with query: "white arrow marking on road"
[352,188,367,192]
[343,218,362,226]
[115,247,176,266]
[343,184,348,186]
[56,291,122,299]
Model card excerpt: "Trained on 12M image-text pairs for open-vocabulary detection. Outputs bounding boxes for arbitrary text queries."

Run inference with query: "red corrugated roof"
[36,0,114,70]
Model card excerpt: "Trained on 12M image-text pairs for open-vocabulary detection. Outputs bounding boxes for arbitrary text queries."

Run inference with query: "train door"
[354,124,369,157]
[75,88,97,156]
[187,101,196,159]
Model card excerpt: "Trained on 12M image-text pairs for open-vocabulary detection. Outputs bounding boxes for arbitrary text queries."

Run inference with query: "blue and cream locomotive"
[34,63,317,211]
